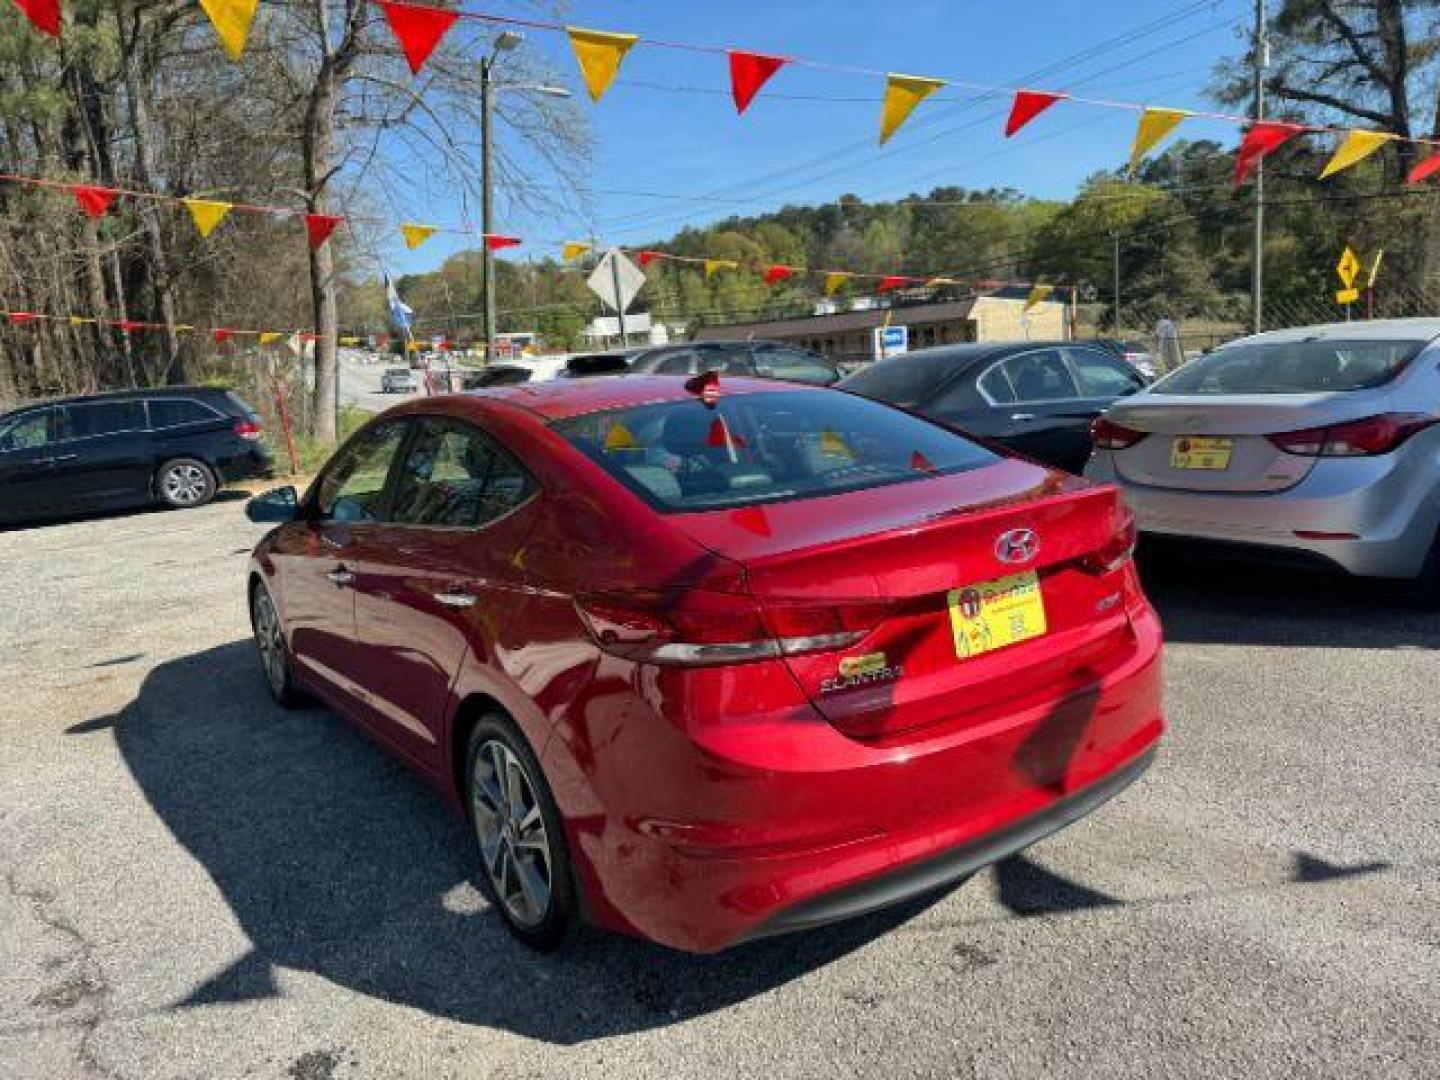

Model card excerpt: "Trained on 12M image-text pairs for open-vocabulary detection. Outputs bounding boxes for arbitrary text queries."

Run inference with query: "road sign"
[1336,247,1361,289]
[1335,288,1361,305]
[586,248,645,314]
[873,324,908,359]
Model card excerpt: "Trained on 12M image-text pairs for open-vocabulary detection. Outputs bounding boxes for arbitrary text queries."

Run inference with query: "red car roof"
[465,374,801,421]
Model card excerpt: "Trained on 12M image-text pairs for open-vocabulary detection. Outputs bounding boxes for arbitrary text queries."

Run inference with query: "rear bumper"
[547,603,1164,953]
[217,444,274,483]
[1088,447,1440,579]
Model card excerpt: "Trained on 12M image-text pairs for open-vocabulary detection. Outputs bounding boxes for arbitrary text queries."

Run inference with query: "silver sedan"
[1085,319,1440,601]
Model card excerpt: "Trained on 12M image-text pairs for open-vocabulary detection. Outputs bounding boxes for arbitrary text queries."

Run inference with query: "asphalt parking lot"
[1,498,1437,1080]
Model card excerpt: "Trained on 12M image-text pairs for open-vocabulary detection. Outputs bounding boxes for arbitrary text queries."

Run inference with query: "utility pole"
[1251,0,1268,335]
[480,53,497,363]
[610,250,629,346]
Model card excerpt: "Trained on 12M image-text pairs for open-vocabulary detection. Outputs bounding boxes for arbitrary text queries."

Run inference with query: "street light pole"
[1251,0,1268,335]
[1111,231,1122,332]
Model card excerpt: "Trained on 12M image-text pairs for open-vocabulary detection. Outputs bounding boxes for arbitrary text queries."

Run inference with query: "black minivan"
[0,387,273,524]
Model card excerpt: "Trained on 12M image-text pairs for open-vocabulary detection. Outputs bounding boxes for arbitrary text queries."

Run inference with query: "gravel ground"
[0,498,1436,1080]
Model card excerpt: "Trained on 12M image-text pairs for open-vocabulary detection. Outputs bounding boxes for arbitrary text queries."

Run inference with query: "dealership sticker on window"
[947,572,1047,660]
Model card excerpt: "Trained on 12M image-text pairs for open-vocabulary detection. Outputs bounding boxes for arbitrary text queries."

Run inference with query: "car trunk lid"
[671,459,1138,741]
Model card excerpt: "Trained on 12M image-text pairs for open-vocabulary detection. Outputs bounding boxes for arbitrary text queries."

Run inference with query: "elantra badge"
[995,528,1040,566]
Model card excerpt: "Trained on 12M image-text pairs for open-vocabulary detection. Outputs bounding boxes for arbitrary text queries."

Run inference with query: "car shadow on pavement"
[1138,548,1440,650]
[0,490,249,533]
[79,640,951,1043]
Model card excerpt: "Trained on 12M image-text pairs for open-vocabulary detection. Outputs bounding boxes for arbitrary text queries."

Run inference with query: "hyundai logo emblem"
[995,528,1040,565]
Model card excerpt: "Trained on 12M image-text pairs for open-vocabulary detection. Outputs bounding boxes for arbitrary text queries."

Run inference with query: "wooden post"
[272,380,300,476]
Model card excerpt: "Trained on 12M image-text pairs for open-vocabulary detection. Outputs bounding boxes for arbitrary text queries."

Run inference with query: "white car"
[380,367,420,394]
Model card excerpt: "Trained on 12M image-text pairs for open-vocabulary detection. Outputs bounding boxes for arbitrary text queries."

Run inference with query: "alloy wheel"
[252,589,287,697]
[470,740,553,928]
[163,463,209,505]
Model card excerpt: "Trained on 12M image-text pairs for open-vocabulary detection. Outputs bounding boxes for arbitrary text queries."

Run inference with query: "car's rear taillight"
[1267,413,1436,457]
[1091,417,1148,450]
[234,419,263,441]
[575,591,886,666]
[1082,511,1138,575]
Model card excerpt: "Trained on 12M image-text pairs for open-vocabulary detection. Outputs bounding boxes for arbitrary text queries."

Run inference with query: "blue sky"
[383,0,1252,274]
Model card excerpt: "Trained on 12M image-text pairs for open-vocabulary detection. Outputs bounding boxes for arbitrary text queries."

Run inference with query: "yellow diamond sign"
[1336,247,1362,289]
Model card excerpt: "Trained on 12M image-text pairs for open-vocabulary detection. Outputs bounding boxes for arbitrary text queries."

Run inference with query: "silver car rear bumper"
[1088,446,1440,579]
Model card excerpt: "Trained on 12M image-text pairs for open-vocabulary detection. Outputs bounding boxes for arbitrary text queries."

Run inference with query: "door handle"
[47,453,79,463]
[326,566,354,586]
[434,590,477,608]
[1010,412,1038,422]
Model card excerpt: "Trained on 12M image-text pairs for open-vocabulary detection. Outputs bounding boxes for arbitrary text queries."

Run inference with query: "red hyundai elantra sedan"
[245,375,1163,952]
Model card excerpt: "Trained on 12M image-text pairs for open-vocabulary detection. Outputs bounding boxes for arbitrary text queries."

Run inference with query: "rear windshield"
[838,352,967,407]
[1155,338,1427,395]
[553,389,999,513]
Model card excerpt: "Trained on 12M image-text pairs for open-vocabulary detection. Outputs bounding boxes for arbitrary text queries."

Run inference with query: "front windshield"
[1154,338,1426,395]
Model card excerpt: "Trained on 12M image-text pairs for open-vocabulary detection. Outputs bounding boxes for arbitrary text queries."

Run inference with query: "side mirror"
[246,485,300,523]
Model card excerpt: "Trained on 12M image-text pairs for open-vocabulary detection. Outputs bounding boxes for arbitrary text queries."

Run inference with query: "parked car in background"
[1086,319,1440,602]
[839,341,1148,473]
[245,375,1162,952]
[381,367,420,394]
[0,386,271,524]
[627,340,841,385]
[1095,339,1157,380]
[461,353,631,390]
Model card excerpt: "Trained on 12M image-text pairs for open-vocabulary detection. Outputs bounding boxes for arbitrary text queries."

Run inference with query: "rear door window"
[390,418,535,528]
[1155,338,1427,394]
[63,400,146,439]
[147,398,220,428]
[1001,349,1080,402]
[554,389,999,512]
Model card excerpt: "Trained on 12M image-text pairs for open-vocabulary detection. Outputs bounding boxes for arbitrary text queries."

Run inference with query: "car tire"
[156,457,216,510]
[249,580,306,708]
[464,715,578,951]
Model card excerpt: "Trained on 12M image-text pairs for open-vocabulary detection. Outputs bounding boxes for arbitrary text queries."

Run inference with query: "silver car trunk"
[1106,392,1387,493]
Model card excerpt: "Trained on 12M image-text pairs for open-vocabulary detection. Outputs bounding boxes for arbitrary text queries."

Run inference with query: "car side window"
[1001,350,1080,402]
[1068,348,1146,397]
[0,410,53,451]
[754,346,833,384]
[390,418,534,529]
[315,421,408,523]
[147,398,219,428]
[976,364,1017,404]
[654,352,696,375]
[63,400,146,440]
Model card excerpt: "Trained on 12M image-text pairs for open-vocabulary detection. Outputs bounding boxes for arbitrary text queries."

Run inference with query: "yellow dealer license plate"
[947,571,1047,660]
[1170,436,1233,470]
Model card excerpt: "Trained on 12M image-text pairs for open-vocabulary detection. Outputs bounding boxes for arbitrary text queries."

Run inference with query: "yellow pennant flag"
[819,429,855,460]
[1128,107,1189,172]
[1320,130,1395,179]
[199,0,258,62]
[704,259,736,279]
[184,198,233,238]
[603,422,641,452]
[562,241,593,262]
[258,332,282,345]
[1023,284,1054,312]
[567,27,639,103]
[400,223,436,250]
[824,272,852,296]
[69,316,93,326]
[338,336,360,346]
[925,276,959,287]
[879,73,945,145]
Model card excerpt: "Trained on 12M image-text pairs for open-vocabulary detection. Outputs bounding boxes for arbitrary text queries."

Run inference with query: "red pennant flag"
[763,264,793,286]
[484,234,522,251]
[213,329,232,344]
[910,450,936,473]
[1234,121,1304,187]
[1406,152,1440,186]
[729,50,787,115]
[379,1,459,75]
[637,250,663,268]
[706,417,747,449]
[8,312,41,325]
[300,332,319,344]
[14,0,61,36]
[1005,90,1066,137]
[72,185,118,219]
[877,275,910,294]
[304,213,343,249]
[117,320,144,333]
